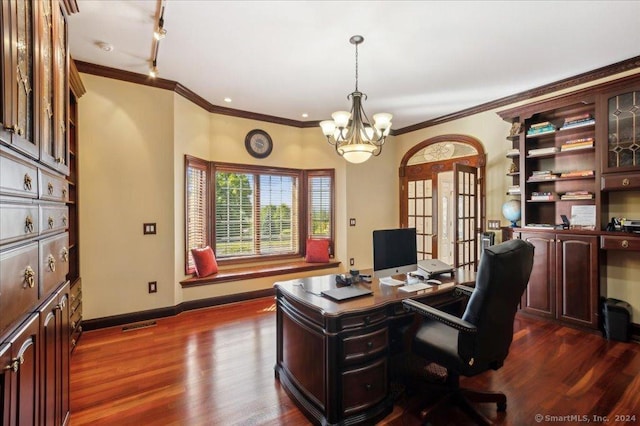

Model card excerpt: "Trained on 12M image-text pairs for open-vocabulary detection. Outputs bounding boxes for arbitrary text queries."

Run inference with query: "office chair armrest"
[403,299,477,334]
[454,284,475,298]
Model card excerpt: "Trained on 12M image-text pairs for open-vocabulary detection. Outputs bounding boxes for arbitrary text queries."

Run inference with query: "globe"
[502,199,521,227]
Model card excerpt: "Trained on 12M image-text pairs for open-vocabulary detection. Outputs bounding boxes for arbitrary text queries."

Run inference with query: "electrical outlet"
[349,258,355,266]
[488,220,500,230]
[148,281,157,293]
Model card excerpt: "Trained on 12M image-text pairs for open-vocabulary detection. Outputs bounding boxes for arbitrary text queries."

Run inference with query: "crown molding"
[75,56,640,135]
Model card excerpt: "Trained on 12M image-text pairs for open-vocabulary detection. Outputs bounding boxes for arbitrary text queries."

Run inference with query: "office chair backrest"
[459,239,534,372]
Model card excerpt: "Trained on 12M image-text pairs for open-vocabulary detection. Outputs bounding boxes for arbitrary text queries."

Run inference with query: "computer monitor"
[372,227,418,278]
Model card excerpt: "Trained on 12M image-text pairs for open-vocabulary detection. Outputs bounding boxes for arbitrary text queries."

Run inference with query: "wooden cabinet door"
[1,0,38,159]
[556,234,599,328]
[1,342,13,426]
[37,0,69,175]
[518,232,556,318]
[5,313,39,426]
[39,281,70,426]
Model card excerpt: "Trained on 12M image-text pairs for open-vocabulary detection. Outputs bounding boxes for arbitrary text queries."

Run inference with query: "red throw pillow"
[305,239,330,263]
[191,246,219,277]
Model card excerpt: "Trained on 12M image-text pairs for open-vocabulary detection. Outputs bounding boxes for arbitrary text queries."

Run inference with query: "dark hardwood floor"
[70,297,640,425]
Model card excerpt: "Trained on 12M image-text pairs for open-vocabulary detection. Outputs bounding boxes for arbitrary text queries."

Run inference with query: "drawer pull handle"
[48,216,54,229]
[25,216,34,233]
[71,339,76,347]
[62,188,67,198]
[62,247,68,262]
[48,182,54,195]
[47,254,56,272]
[622,178,630,186]
[4,359,19,373]
[71,320,76,328]
[23,173,32,191]
[621,240,629,248]
[365,384,372,391]
[62,215,67,226]
[56,298,66,311]
[24,266,35,288]
[364,316,371,324]
[366,341,373,349]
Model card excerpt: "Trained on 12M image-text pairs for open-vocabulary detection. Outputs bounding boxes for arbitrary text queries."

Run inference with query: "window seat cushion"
[180,259,341,287]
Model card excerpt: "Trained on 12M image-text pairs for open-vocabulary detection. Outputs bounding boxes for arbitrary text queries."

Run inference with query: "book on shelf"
[506,148,520,157]
[527,126,556,136]
[561,190,593,199]
[563,113,592,124]
[525,223,555,230]
[507,185,521,194]
[530,191,555,201]
[560,118,595,130]
[559,169,594,178]
[528,171,559,181]
[530,121,553,129]
[528,146,559,156]
[560,137,594,151]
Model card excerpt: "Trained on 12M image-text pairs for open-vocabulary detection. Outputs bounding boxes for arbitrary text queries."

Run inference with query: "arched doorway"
[399,135,487,270]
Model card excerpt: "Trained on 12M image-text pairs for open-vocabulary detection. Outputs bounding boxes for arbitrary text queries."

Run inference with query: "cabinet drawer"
[70,278,82,303]
[341,357,387,416]
[0,202,39,245]
[339,308,387,330]
[0,243,39,334]
[342,327,388,364]
[0,149,38,198]
[70,309,82,330]
[600,235,640,251]
[39,204,68,235]
[38,169,68,202]
[601,173,640,191]
[39,233,69,297]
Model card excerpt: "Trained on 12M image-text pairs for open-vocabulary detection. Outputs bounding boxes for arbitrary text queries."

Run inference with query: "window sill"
[180,260,341,288]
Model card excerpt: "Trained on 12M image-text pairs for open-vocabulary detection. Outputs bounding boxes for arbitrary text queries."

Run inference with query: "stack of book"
[507,185,521,195]
[528,146,559,156]
[527,121,556,136]
[530,191,555,201]
[528,170,559,181]
[506,148,520,157]
[560,113,595,130]
[560,137,594,152]
[559,169,595,178]
[561,191,593,200]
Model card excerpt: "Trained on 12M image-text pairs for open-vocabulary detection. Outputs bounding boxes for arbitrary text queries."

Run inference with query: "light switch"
[144,223,157,234]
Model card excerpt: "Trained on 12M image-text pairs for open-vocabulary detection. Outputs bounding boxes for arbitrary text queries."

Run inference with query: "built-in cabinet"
[517,231,599,329]
[1,1,80,424]
[499,74,640,332]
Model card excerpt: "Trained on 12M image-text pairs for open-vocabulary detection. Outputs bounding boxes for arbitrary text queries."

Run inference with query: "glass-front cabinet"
[0,0,38,159]
[599,83,640,181]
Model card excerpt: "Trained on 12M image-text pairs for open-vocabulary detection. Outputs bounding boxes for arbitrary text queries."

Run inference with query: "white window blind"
[186,159,209,272]
[308,173,332,239]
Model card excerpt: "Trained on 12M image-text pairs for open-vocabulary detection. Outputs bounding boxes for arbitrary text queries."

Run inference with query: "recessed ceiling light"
[97,41,113,52]
[224,97,232,103]
[302,113,309,118]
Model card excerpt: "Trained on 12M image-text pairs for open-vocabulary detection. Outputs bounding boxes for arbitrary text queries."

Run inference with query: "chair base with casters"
[401,239,535,426]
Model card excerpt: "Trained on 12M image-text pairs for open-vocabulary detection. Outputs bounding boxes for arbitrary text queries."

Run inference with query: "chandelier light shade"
[320,35,392,164]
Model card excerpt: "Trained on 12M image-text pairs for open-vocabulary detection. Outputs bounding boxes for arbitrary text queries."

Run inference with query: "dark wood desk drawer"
[339,308,386,330]
[39,233,69,297]
[342,327,388,364]
[341,357,387,416]
[601,235,640,251]
[601,173,640,191]
[0,202,39,245]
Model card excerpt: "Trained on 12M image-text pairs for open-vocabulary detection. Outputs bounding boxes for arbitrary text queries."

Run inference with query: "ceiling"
[67,1,640,131]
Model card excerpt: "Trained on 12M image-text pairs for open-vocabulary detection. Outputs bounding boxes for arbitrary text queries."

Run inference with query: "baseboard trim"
[82,288,275,331]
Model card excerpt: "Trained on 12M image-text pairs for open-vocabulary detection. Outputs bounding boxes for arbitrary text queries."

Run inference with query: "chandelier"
[319,35,392,164]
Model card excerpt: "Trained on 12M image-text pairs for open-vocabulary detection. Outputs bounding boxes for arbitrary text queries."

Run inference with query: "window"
[185,156,334,273]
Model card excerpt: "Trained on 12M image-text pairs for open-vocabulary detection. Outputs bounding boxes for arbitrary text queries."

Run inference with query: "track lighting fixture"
[149,4,166,78]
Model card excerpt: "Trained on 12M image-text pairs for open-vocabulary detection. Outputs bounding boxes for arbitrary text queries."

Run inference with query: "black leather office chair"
[402,238,534,425]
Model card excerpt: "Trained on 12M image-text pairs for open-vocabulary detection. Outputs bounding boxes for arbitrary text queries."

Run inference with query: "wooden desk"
[274,269,475,425]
